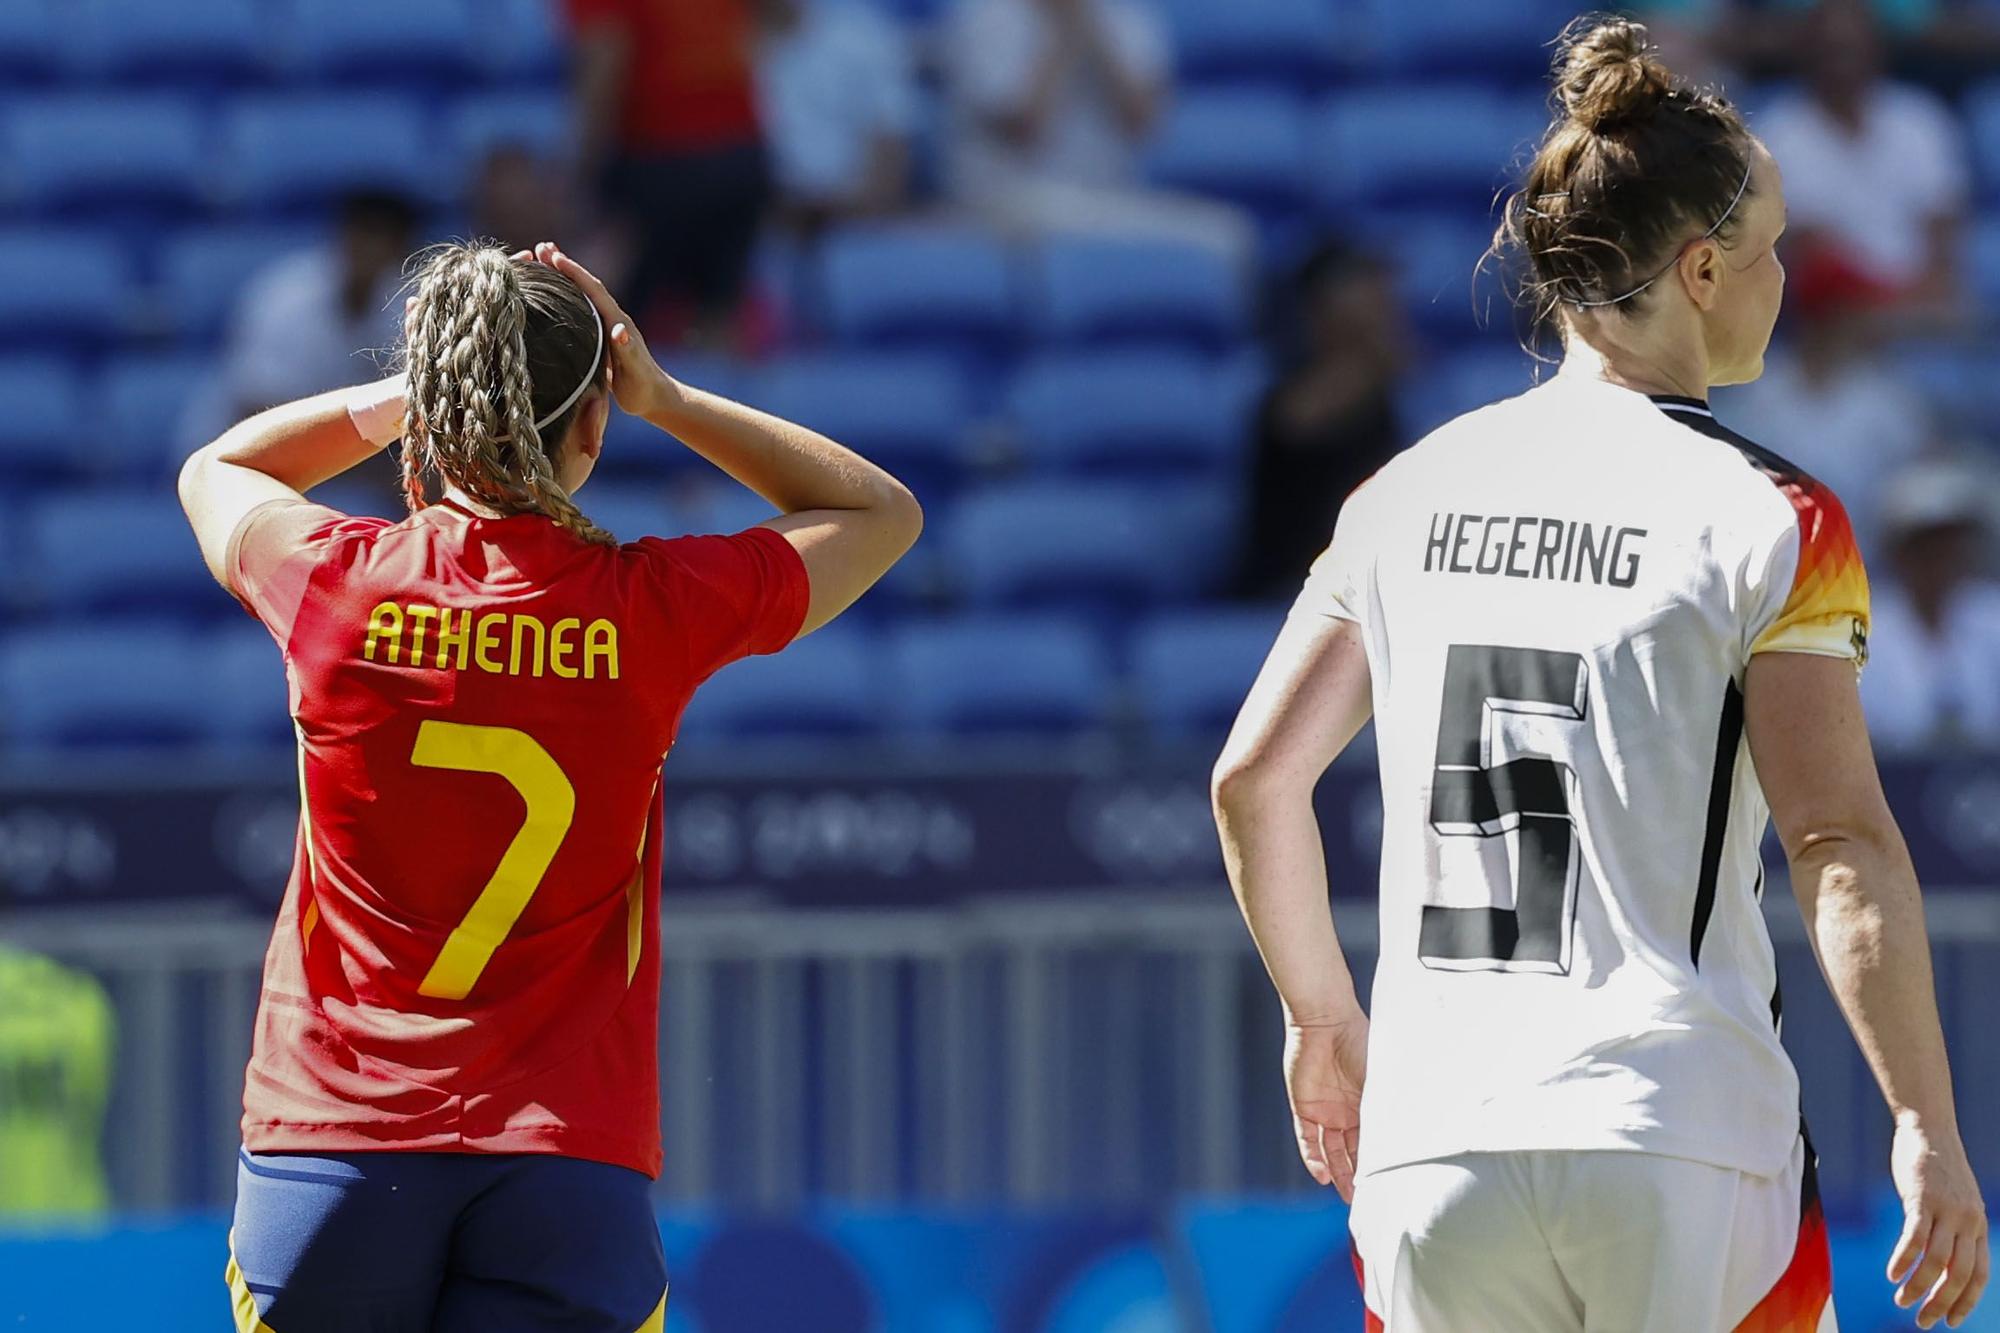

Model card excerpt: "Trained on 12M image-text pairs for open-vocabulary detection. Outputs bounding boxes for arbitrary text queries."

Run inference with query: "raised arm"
[540,245,921,637]
[1212,611,1374,1198]
[1746,651,1988,1330]
[178,378,399,590]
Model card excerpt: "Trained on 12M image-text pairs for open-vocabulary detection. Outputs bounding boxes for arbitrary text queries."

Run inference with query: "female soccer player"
[180,240,920,1332]
[1214,19,1987,1333]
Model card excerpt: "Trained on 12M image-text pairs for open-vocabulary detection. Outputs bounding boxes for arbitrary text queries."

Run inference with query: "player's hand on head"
[529,241,678,421]
[1888,1118,1990,1328]
[1284,1014,1368,1202]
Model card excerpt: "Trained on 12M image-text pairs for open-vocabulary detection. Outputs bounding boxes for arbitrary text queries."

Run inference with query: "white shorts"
[1348,1137,1837,1332]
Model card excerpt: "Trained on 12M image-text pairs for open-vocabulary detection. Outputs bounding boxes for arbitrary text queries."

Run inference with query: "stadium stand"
[6,0,1991,765]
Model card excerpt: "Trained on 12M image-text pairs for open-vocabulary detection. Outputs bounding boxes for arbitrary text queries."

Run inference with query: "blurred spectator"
[567,0,770,346]
[222,189,416,420]
[1860,460,2000,751]
[0,945,114,1219]
[944,0,1252,267]
[470,144,575,256]
[1235,241,1411,601]
[1719,258,1928,553]
[1756,0,1969,318]
[755,0,920,233]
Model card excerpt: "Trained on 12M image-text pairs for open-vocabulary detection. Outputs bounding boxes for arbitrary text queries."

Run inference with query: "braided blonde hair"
[399,243,614,546]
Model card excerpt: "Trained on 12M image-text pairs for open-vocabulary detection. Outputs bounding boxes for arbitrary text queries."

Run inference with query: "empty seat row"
[0,344,1268,486]
[0,622,285,749]
[807,225,1252,355]
[0,340,1544,494]
[1146,85,1556,220]
[0,474,1243,624]
[0,91,570,217]
[0,609,1289,751]
[0,0,560,87]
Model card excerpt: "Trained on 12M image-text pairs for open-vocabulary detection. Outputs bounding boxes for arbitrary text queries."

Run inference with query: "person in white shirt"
[222,190,417,421]
[1755,0,1969,312]
[1862,460,2000,752]
[1214,18,1987,1333]
[756,0,919,229]
[944,0,1252,266]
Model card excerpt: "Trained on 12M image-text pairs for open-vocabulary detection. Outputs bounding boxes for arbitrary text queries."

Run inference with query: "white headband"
[534,298,605,431]
[1568,163,1755,310]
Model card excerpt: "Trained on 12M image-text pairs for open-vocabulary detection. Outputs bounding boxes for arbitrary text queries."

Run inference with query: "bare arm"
[178,380,396,588]
[543,245,921,637]
[1746,651,1988,1329]
[1213,612,1374,1197]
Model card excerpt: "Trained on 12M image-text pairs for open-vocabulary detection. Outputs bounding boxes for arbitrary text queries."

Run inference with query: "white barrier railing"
[5,889,1998,1213]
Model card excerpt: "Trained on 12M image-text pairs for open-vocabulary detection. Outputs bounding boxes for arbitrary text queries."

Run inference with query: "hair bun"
[1558,17,1674,133]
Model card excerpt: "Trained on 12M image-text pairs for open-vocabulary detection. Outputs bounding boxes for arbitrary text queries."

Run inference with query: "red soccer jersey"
[227,497,808,1176]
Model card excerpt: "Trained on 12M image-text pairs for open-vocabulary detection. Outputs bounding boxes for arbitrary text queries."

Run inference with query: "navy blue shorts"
[228,1149,667,1333]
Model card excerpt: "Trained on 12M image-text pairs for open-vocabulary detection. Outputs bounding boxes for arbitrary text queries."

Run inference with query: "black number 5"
[1423,645,1589,974]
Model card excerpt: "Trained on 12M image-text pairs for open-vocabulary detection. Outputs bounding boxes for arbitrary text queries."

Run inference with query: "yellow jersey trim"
[224,1233,280,1333]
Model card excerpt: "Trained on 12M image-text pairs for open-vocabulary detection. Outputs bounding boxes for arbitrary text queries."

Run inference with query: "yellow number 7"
[411,721,576,1001]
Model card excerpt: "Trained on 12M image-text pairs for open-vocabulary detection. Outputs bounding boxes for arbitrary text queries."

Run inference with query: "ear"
[578,393,608,462]
[1682,238,1725,312]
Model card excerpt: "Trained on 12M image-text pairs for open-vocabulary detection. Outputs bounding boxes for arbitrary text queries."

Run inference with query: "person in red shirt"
[179,240,920,1333]
[568,0,770,346]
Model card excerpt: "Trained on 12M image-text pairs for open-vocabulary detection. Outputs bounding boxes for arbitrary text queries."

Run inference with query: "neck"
[1559,328,1709,403]
[441,482,507,518]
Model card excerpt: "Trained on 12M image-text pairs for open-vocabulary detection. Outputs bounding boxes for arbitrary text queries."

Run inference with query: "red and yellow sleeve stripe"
[1751,473,1870,667]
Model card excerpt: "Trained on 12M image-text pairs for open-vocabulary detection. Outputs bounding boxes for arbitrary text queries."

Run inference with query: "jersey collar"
[1647,393,1715,419]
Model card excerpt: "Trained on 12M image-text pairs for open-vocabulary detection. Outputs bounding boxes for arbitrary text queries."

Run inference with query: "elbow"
[175,445,214,516]
[1211,748,1272,820]
[879,478,924,555]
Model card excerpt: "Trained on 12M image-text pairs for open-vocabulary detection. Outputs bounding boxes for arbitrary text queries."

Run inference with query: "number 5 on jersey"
[411,721,576,1001]
[1424,645,1589,975]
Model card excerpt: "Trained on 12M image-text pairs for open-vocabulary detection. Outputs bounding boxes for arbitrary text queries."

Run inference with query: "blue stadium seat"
[200,624,292,747]
[1363,0,1579,80]
[0,625,210,750]
[1146,89,1311,219]
[158,225,321,342]
[1132,607,1283,736]
[1966,219,2000,307]
[1358,212,1510,341]
[1963,82,2000,202]
[947,482,1178,609]
[891,616,1112,735]
[1315,88,1548,213]
[480,0,570,82]
[1157,0,1342,90]
[284,0,480,82]
[1401,346,1540,438]
[670,486,784,539]
[815,225,1020,352]
[223,96,435,215]
[446,93,572,177]
[677,626,882,740]
[1005,350,1246,476]
[7,96,209,213]
[0,358,86,481]
[752,353,972,496]
[0,0,59,82]
[70,0,267,83]
[26,492,227,618]
[573,485,683,544]
[95,355,213,479]
[1030,236,1248,349]
[0,231,134,349]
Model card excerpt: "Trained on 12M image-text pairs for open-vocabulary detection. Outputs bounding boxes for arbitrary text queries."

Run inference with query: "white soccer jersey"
[1297,370,1871,1181]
